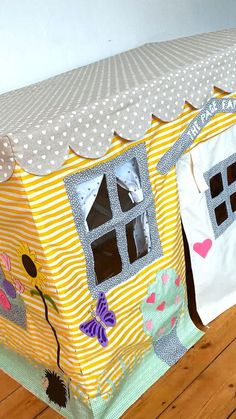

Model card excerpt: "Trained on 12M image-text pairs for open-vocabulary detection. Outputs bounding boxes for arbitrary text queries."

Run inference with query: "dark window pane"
[115,158,143,212]
[126,212,150,263]
[91,230,122,284]
[117,183,135,212]
[86,175,112,230]
[227,162,236,185]
[210,173,223,198]
[215,202,228,225]
[230,192,236,212]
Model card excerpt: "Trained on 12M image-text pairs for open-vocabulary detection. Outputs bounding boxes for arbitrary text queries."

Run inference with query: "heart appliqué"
[145,320,153,331]
[146,292,156,304]
[162,274,169,284]
[175,276,181,286]
[193,239,212,258]
[156,301,165,311]
[158,327,165,336]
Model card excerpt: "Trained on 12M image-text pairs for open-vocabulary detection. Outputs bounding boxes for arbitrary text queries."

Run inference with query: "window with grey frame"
[204,152,236,239]
[64,143,162,298]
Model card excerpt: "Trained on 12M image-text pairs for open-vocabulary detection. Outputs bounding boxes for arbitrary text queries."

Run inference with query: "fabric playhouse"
[0,28,236,419]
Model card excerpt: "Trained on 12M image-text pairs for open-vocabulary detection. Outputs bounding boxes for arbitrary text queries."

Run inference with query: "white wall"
[0,0,235,94]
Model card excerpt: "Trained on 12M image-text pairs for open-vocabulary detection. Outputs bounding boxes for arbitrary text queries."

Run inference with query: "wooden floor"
[0,304,235,419]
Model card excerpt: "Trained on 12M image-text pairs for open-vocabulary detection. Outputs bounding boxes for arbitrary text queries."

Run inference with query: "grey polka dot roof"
[1,28,236,181]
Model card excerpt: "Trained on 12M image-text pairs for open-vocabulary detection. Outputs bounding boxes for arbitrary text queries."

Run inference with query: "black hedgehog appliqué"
[43,370,68,408]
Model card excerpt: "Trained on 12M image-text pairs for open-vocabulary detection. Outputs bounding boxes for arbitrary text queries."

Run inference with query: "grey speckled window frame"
[204,153,236,239]
[64,143,163,298]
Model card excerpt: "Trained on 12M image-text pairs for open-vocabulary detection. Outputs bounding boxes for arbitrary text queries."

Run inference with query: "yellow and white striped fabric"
[0,89,235,403]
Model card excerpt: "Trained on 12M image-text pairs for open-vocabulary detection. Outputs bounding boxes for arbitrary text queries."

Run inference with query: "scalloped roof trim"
[0,29,236,181]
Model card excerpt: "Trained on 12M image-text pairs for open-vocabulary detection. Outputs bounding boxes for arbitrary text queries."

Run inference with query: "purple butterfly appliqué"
[79,292,116,347]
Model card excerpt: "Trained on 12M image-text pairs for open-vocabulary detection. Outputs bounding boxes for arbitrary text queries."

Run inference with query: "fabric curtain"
[115,159,151,255]
[76,175,103,231]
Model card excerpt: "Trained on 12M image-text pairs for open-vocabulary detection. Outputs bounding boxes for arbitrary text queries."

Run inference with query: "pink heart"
[162,274,169,284]
[158,327,165,336]
[171,317,177,327]
[193,239,212,258]
[145,320,153,331]
[156,301,165,311]
[175,276,181,286]
[175,295,181,305]
[146,292,156,304]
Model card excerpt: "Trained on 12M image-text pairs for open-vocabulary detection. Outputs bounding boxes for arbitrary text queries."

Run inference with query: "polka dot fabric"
[0,137,15,182]
[1,29,236,180]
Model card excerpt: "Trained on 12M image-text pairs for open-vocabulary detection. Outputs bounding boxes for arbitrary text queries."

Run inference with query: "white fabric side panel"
[176,124,236,325]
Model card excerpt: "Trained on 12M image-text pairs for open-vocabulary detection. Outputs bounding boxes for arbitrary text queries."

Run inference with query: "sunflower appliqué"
[17,243,45,288]
[18,243,68,408]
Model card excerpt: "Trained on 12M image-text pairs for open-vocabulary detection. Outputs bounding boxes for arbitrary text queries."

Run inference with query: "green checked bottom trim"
[0,344,91,419]
[0,312,203,419]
